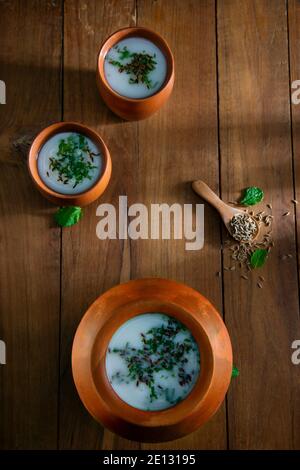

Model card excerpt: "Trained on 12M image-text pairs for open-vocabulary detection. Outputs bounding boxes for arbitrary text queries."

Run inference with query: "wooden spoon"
[192,180,259,241]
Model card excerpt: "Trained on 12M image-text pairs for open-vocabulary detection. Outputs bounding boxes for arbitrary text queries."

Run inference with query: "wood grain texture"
[288,0,300,282]
[218,0,300,449]
[0,0,62,449]
[59,0,139,450]
[135,0,226,450]
[0,0,300,451]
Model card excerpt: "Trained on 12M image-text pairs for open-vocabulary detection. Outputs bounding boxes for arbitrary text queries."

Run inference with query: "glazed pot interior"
[98,27,174,102]
[91,300,214,428]
[28,122,109,200]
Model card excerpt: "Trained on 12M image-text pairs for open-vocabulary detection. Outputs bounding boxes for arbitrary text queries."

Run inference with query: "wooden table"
[1,0,300,450]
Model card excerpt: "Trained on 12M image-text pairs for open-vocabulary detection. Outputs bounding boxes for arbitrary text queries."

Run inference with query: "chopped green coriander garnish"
[108,46,158,89]
[109,318,200,405]
[48,134,99,188]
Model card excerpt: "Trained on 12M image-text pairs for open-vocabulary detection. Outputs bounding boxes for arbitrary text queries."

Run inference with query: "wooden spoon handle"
[192,180,227,212]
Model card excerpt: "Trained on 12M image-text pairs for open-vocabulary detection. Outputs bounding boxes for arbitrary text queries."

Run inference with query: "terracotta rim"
[28,121,111,201]
[72,278,233,440]
[97,27,175,103]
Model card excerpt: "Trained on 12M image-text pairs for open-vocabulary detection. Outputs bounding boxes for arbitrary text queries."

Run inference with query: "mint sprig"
[240,187,264,206]
[250,248,268,269]
[232,366,239,378]
[54,206,83,227]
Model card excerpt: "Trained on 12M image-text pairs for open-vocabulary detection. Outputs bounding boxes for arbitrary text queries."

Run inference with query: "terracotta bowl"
[96,27,175,120]
[72,278,232,442]
[28,122,112,207]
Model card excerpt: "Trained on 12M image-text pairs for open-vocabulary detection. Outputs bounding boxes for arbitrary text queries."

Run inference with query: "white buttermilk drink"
[104,37,167,99]
[106,313,200,411]
[38,132,102,195]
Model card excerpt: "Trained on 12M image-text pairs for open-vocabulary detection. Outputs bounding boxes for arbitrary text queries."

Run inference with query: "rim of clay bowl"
[72,278,232,441]
[28,121,111,202]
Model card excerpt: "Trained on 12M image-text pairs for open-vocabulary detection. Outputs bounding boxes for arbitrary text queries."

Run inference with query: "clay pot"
[72,278,232,442]
[28,122,112,207]
[96,27,175,120]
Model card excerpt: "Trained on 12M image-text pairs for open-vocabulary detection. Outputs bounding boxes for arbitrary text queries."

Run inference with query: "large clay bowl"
[28,122,112,207]
[72,278,232,442]
[97,27,175,120]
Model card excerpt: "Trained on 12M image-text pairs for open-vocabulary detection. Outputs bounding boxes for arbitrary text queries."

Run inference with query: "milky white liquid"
[104,37,167,99]
[38,132,102,195]
[106,313,200,411]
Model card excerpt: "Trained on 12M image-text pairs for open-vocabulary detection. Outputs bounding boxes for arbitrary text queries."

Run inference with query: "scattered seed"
[224,267,230,271]
[287,254,293,258]
[259,275,265,282]
[263,215,273,226]
[267,203,272,210]
[229,266,236,271]
[292,199,298,205]
[241,275,248,280]
[282,211,290,216]
[257,282,263,288]
[216,271,221,277]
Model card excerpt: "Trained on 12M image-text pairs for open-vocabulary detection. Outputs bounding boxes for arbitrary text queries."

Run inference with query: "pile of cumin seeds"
[230,213,258,242]
[222,205,274,283]
[219,197,297,286]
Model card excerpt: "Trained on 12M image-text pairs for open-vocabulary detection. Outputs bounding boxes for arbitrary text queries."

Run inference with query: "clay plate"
[72,278,232,442]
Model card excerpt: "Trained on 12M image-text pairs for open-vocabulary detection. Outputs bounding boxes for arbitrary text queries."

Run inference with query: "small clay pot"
[28,122,112,207]
[72,278,232,442]
[96,27,175,120]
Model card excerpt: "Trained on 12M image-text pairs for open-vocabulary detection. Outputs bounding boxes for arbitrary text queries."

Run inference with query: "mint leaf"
[54,206,83,227]
[250,248,268,269]
[232,366,239,378]
[240,187,264,206]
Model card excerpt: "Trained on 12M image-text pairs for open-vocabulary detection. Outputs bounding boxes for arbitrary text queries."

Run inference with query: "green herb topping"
[250,248,268,269]
[240,187,264,206]
[232,366,239,378]
[108,46,158,89]
[54,206,83,227]
[48,134,99,188]
[108,317,200,406]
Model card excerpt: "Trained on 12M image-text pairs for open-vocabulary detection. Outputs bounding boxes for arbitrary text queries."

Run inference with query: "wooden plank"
[218,0,300,449]
[59,0,139,450]
[288,0,300,286]
[0,0,62,449]
[136,0,226,450]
